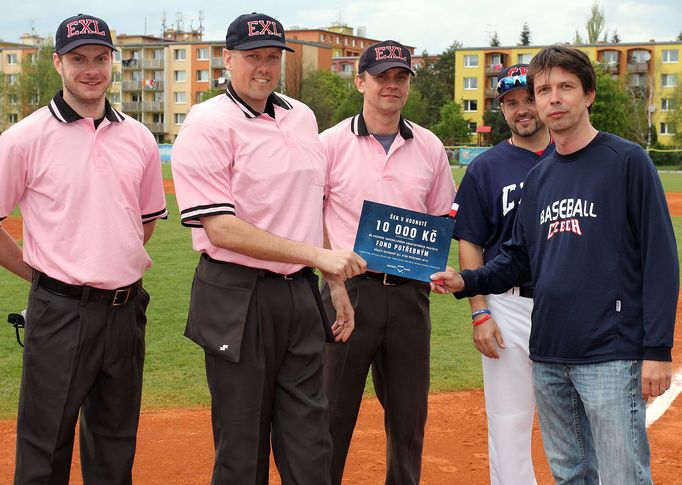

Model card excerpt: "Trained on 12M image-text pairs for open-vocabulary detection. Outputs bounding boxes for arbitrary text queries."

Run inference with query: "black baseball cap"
[358,40,415,76]
[55,14,116,55]
[495,63,530,100]
[225,12,294,52]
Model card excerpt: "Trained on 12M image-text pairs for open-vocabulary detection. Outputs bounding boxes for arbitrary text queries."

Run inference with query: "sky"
[0,0,680,54]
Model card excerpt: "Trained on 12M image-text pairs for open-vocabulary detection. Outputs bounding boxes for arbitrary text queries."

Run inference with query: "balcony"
[122,102,142,112]
[141,59,164,69]
[147,122,165,133]
[122,80,141,90]
[122,59,140,69]
[485,64,505,76]
[627,61,649,74]
[122,102,164,112]
[211,57,224,68]
[142,80,164,90]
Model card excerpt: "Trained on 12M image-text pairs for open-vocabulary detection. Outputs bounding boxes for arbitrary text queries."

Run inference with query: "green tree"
[519,22,531,46]
[401,86,429,126]
[677,32,682,41]
[586,2,608,43]
[332,88,363,124]
[590,63,633,138]
[483,108,511,145]
[490,31,500,47]
[199,86,224,102]
[411,41,461,129]
[299,69,350,131]
[432,101,471,145]
[15,40,61,117]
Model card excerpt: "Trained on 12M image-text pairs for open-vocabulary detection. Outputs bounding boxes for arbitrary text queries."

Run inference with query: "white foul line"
[646,368,682,428]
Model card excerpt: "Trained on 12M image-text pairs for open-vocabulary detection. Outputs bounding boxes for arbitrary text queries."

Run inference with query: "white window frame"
[174,70,187,82]
[660,122,676,135]
[464,77,478,90]
[174,91,187,103]
[174,49,186,61]
[6,53,17,65]
[464,55,479,68]
[197,48,209,60]
[196,70,209,82]
[661,98,674,111]
[463,100,478,112]
[662,49,679,63]
[661,74,678,88]
[517,53,532,64]
[175,113,186,125]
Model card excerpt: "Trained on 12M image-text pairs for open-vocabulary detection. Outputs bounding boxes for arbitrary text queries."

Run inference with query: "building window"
[518,53,532,64]
[468,121,477,133]
[463,100,478,112]
[196,92,205,103]
[464,55,479,68]
[662,49,679,63]
[320,34,326,42]
[174,70,186,82]
[360,41,365,48]
[662,74,678,87]
[488,76,497,89]
[464,77,478,90]
[174,49,187,60]
[629,73,646,87]
[662,98,674,111]
[153,113,164,123]
[6,53,17,65]
[489,54,503,67]
[152,49,163,60]
[629,49,650,64]
[352,39,356,46]
[8,113,18,123]
[602,51,618,65]
[110,92,121,104]
[175,113,186,125]
[331,64,337,72]
[174,91,187,103]
[8,94,18,105]
[197,70,209,82]
[113,51,121,62]
[660,122,676,135]
[7,74,17,85]
[197,48,209,60]
[111,71,122,82]
[131,70,142,81]
[153,92,163,102]
[342,64,353,73]
[335,36,339,43]
[344,39,349,45]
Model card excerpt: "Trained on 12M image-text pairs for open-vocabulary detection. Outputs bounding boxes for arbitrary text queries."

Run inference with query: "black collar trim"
[349,111,414,140]
[225,82,292,119]
[47,90,123,124]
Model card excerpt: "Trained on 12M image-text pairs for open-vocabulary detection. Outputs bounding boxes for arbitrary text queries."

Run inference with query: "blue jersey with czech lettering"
[453,140,554,264]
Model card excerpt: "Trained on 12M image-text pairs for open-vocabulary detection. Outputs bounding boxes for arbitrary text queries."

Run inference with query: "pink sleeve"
[171,121,235,228]
[139,133,168,223]
[0,131,28,222]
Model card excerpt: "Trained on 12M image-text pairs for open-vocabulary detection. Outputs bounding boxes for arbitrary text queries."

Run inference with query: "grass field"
[0,167,680,418]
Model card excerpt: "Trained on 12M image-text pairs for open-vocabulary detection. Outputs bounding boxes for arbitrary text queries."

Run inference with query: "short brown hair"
[527,45,596,97]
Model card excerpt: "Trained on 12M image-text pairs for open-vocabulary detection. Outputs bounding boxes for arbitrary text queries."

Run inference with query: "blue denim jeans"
[532,360,652,485]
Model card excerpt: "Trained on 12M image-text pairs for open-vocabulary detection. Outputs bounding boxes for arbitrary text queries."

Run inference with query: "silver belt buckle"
[112,288,131,306]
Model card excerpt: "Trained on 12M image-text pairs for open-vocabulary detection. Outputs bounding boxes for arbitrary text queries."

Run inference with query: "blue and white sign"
[353,201,455,282]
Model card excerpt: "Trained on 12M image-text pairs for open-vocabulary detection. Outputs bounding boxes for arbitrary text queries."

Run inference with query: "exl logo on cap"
[65,18,108,38]
[246,20,282,38]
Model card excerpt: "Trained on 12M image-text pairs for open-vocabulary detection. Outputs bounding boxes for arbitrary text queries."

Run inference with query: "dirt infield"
[1,193,681,483]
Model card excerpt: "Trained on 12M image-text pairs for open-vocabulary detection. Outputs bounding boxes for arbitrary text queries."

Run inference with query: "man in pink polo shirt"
[0,13,167,485]
[171,12,366,485]
[321,40,456,485]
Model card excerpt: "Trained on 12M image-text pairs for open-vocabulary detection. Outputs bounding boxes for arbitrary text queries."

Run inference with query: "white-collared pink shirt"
[321,113,456,251]
[0,92,168,288]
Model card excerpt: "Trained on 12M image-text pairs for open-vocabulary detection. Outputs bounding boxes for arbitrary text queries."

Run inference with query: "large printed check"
[353,201,455,283]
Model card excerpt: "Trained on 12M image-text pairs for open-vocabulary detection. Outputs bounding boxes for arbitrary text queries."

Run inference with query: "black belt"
[36,273,139,306]
[519,287,534,298]
[202,253,313,280]
[361,272,412,286]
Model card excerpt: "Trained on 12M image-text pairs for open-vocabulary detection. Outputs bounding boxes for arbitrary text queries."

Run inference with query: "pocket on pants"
[185,272,254,363]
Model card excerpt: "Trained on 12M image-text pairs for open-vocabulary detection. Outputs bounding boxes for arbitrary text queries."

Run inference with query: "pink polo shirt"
[0,92,168,289]
[171,85,326,275]
[321,113,456,251]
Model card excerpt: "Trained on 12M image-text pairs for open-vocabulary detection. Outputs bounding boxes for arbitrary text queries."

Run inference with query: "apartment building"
[0,42,38,131]
[454,41,682,145]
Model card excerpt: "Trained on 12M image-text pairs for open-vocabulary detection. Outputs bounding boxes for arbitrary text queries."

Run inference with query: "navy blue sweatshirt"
[457,132,679,364]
